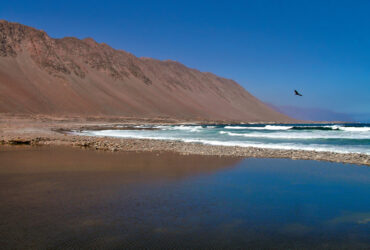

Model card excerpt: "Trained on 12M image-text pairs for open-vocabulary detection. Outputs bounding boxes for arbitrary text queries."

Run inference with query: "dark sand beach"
[0,145,369,249]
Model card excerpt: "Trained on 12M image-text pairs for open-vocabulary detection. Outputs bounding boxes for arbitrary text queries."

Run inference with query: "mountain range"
[0,20,293,122]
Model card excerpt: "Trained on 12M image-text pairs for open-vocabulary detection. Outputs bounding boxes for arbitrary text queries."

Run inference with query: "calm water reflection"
[0,146,369,249]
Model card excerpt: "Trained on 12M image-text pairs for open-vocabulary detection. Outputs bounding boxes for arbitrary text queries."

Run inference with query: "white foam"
[154,125,202,132]
[171,125,202,132]
[339,127,370,132]
[224,125,293,130]
[219,131,370,140]
[264,125,293,130]
[224,126,248,129]
[86,130,176,141]
[321,125,370,132]
[324,125,341,130]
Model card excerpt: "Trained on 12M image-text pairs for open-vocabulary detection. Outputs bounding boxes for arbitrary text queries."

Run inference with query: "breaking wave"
[223,124,370,132]
[78,123,370,155]
[219,131,370,140]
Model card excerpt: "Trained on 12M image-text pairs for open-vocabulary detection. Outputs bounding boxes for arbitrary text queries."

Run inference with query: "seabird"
[294,90,303,96]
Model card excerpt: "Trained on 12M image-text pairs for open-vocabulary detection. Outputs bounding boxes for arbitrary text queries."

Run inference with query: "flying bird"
[294,90,303,96]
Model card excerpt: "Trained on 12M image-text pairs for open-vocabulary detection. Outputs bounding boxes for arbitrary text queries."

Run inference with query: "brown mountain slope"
[0,20,293,122]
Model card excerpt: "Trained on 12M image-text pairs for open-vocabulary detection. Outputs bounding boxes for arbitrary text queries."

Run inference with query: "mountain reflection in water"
[0,146,369,249]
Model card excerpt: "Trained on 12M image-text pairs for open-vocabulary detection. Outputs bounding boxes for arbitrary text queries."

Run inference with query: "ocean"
[80,123,370,155]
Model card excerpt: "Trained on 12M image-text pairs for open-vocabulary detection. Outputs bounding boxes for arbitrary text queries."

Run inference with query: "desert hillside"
[0,20,293,122]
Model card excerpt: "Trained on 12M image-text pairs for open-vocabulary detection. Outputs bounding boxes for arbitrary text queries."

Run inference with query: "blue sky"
[1,0,369,120]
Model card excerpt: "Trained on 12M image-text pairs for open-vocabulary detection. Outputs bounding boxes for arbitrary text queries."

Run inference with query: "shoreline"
[0,116,369,166]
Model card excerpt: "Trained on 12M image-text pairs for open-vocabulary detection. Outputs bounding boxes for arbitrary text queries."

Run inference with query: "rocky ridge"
[0,20,294,122]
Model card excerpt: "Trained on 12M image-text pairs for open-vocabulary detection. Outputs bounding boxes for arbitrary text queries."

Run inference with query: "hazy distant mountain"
[0,20,294,122]
[267,103,354,122]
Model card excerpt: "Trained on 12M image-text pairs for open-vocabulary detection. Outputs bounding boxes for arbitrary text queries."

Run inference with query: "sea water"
[80,123,370,155]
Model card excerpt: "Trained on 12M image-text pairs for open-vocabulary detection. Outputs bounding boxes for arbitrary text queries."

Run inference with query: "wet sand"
[0,145,369,249]
[0,116,369,166]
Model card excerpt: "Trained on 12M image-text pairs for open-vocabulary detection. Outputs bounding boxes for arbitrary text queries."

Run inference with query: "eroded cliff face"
[0,20,293,122]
